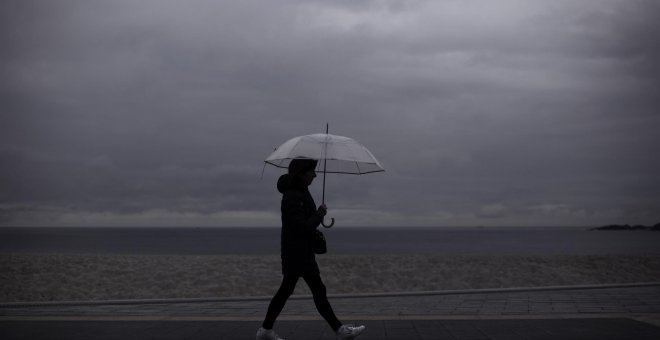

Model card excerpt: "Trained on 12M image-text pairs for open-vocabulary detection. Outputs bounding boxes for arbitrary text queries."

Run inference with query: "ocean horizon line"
[0,225,595,230]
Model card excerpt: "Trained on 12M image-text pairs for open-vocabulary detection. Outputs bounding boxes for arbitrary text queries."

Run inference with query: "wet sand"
[2,254,659,302]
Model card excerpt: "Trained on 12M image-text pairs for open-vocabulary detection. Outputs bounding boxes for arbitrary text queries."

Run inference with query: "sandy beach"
[2,254,659,303]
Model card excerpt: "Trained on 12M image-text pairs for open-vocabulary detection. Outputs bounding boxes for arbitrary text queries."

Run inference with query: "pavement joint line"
[1,282,659,308]
[0,313,656,322]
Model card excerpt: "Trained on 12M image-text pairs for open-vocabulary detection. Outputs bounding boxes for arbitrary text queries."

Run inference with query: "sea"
[1,227,659,256]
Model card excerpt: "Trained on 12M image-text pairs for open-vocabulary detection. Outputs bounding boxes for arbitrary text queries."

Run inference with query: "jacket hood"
[277,174,291,194]
[288,159,318,176]
[277,173,308,194]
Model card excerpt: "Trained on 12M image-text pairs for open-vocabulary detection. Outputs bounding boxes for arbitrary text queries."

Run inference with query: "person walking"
[256,159,365,340]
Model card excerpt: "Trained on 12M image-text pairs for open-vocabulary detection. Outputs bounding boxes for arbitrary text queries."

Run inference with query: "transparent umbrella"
[265,125,385,227]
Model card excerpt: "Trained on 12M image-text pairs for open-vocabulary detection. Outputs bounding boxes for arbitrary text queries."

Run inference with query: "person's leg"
[262,275,299,329]
[302,273,342,331]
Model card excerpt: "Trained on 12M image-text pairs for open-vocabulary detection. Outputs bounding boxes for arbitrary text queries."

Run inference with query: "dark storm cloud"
[1,0,659,226]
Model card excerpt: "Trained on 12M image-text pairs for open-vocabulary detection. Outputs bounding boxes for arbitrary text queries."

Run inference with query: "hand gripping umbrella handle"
[322,217,335,228]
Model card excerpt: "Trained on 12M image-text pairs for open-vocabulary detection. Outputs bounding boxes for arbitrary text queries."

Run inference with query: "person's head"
[288,158,318,186]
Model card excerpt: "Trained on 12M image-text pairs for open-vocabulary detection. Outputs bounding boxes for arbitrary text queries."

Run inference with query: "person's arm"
[282,191,323,233]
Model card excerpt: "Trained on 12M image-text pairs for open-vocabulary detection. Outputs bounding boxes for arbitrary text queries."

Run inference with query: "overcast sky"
[2,0,659,227]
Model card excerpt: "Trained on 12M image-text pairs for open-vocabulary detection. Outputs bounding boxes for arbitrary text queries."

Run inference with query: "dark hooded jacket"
[277,173,322,276]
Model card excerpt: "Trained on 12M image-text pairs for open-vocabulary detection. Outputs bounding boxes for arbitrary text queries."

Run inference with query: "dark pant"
[262,273,342,331]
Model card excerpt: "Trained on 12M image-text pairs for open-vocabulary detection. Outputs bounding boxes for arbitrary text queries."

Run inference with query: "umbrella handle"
[322,217,335,228]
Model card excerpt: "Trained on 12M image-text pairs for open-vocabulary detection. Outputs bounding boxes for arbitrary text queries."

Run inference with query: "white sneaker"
[256,327,285,340]
[336,324,366,339]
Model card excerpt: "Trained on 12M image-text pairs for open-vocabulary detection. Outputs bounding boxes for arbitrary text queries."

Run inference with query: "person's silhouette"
[256,159,365,340]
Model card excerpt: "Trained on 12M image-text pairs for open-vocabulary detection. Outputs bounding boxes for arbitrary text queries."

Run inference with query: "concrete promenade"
[1,283,660,339]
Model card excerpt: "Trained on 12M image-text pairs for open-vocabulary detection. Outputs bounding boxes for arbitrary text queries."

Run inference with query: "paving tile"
[2,286,660,336]
[2,319,660,339]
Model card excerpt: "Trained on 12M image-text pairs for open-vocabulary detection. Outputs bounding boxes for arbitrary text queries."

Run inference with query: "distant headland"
[590,223,660,231]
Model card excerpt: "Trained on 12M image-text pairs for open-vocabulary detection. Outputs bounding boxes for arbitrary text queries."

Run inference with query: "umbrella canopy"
[265,129,384,228]
[265,133,385,174]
